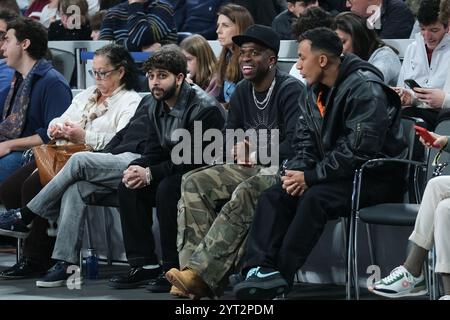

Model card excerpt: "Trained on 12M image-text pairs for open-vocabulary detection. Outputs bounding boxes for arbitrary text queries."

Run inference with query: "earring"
[269,65,273,69]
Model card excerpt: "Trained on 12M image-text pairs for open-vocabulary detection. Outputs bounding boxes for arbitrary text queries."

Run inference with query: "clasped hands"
[49,121,86,143]
[122,165,148,189]
[281,170,308,197]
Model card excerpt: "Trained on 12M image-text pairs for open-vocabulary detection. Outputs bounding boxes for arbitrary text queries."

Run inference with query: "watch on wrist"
[145,167,152,185]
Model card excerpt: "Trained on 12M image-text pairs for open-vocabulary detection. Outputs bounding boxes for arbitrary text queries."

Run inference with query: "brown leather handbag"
[33,141,92,186]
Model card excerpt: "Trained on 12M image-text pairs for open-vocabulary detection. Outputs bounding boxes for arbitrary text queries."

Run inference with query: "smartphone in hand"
[414,125,437,147]
[404,79,422,90]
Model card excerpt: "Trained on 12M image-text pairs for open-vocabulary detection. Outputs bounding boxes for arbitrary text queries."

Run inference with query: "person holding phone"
[394,0,450,129]
[370,130,450,300]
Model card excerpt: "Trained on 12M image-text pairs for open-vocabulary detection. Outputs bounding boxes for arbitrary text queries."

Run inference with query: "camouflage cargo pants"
[177,164,278,294]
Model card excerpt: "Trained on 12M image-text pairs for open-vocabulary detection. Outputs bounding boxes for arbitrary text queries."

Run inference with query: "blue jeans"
[0,151,24,183]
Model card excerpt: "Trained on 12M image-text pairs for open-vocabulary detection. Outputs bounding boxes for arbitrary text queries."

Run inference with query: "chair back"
[49,48,76,84]
[426,119,450,180]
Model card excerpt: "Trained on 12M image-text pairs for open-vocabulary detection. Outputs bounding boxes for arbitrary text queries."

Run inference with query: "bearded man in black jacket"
[234,27,408,300]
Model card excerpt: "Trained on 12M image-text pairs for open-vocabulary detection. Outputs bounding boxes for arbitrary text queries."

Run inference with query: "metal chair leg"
[103,210,112,266]
[16,238,22,262]
[354,217,360,300]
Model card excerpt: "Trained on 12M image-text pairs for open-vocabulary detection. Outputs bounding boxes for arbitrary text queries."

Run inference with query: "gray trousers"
[27,151,140,264]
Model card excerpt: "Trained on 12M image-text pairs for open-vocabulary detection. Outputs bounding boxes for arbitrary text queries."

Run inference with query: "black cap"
[232,24,280,55]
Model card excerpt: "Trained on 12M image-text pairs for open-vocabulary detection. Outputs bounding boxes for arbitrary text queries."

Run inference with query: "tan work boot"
[165,268,211,299]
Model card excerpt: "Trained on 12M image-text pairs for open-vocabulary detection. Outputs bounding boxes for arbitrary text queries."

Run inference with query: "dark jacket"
[271,9,296,40]
[378,0,414,39]
[287,53,407,186]
[129,82,225,183]
[173,0,230,40]
[231,0,282,26]
[99,0,178,50]
[48,21,92,41]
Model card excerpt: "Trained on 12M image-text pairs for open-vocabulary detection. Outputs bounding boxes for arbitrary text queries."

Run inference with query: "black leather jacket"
[287,54,407,186]
[130,82,226,183]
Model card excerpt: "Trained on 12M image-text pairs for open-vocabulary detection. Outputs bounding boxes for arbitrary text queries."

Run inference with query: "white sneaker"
[369,265,427,298]
[439,295,450,300]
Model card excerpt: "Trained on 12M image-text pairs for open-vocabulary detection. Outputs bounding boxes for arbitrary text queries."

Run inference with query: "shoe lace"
[246,267,260,280]
[383,266,413,284]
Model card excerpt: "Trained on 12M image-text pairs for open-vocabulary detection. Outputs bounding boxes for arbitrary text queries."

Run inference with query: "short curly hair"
[7,17,48,60]
[292,6,334,39]
[142,46,187,77]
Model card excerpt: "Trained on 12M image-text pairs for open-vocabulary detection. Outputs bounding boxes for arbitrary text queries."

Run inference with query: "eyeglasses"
[88,68,118,80]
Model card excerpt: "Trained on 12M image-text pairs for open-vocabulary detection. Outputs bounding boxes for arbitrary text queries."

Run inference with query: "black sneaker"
[146,272,171,293]
[0,209,30,238]
[0,257,47,279]
[109,266,162,289]
[233,266,288,300]
[36,261,81,288]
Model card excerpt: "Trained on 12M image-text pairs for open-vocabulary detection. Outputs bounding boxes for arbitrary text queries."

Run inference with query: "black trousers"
[0,161,54,268]
[117,172,183,271]
[244,177,404,286]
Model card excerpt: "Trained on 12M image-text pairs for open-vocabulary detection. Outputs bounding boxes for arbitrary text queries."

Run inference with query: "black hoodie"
[287,53,407,186]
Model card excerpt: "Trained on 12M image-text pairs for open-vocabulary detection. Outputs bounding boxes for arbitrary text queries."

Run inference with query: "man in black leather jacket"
[234,27,408,299]
[108,47,226,291]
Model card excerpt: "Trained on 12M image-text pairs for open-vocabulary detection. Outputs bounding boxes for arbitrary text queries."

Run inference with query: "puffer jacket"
[287,53,408,186]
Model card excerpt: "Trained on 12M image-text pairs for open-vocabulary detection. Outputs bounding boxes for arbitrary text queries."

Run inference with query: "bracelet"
[145,167,152,185]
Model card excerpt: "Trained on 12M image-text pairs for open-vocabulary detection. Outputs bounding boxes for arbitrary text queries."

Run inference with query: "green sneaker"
[369,265,427,298]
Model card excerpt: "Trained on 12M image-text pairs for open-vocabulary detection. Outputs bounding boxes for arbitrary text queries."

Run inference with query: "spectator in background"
[334,11,401,86]
[48,0,92,40]
[319,0,347,15]
[288,6,334,81]
[0,17,71,183]
[216,4,254,106]
[169,0,230,40]
[0,0,21,15]
[346,0,414,39]
[99,0,177,52]
[396,0,450,129]
[180,34,219,97]
[89,10,106,40]
[25,0,50,20]
[99,0,123,10]
[39,0,58,29]
[231,0,283,26]
[0,10,17,114]
[272,0,319,40]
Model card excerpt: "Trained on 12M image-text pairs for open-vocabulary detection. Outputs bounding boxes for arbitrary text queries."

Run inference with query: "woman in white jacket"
[0,44,141,279]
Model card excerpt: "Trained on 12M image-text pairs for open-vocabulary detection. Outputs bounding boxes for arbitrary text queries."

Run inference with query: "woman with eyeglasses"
[0,44,142,279]
[216,4,254,108]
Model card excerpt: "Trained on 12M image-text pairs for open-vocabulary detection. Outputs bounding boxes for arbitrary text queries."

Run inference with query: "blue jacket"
[169,0,229,40]
[7,60,72,143]
[0,59,14,115]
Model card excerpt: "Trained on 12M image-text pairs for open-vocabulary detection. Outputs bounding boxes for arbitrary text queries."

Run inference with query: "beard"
[151,79,177,102]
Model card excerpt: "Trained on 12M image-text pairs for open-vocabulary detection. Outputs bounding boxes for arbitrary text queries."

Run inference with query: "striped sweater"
[99,0,177,51]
